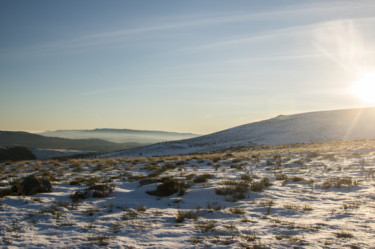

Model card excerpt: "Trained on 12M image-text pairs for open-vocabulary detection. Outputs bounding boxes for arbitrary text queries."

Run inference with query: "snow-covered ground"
[102,107,375,158]
[1,139,375,248]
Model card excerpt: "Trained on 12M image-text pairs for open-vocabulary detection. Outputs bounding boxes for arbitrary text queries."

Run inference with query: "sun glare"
[352,71,375,103]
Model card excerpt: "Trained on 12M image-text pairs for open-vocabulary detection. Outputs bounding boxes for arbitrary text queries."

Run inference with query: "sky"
[1,0,375,134]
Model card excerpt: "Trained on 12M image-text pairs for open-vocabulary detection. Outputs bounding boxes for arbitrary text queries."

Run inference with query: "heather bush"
[146,177,190,197]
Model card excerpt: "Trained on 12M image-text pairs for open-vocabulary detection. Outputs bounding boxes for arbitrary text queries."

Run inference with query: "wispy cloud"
[186,15,375,51]
[183,23,315,52]
[226,49,375,65]
[4,0,373,56]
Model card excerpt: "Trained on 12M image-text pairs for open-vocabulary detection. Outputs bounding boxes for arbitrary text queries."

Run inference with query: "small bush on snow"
[175,210,199,223]
[146,177,190,197]
[193,173,215,183]
[195,220,216,232]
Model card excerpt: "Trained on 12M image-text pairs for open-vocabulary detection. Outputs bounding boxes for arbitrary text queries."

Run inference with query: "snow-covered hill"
[102,107,375,158]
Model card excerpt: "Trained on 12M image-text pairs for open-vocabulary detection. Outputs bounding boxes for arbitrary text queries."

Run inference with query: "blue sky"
[1,0,375,134]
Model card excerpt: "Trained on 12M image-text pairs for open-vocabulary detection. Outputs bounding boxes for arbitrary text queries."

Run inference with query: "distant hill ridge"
[102,107,375,158]
[0,131,145,153]
[90,128,196,135]
[39,128,200,143]
[42,128,197,135]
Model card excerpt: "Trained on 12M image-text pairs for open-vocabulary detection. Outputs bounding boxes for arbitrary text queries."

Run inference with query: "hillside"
[38,128,200,144]
[0,131,147,153]
[103,107,375,158]
[0,146,36,162]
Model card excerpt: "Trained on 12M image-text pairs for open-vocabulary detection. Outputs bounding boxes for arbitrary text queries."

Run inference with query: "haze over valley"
[39,128,200,144]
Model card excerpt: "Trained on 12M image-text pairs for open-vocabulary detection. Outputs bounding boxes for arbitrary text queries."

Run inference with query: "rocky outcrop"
[12,175,52,195]
[0,146,36,162]
[70,184,114,202]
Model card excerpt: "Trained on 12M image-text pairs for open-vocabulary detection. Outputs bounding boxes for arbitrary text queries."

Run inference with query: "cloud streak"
[4,0,374,57]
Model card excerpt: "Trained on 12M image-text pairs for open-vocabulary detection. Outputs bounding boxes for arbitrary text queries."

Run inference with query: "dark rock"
[14,175,53,195]
[71,184,114,201]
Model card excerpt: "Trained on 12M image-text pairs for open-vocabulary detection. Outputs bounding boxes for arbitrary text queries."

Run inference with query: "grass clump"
[275,173,288,181]
[146,177,190,197]
[206,202,222,212]
[250,177,272,192]
[136,205,147,212]
[289,176,305,182]
[69,176,101,186]
[322,177,359,189]
[176,210,199,223]
[229,206,245,215]
[302,203,313,211]
[193,174,215,183]
[70,184,114,203]
[87,235,113,246]
[215,180,249,201]
[195,220,216,232]
[241,174,253,182]
[335,230,354,238]
[0,188,13,198]
[259,199,274,215]
[121,209,138,220]
[215,178,272,201]
[343,201,360,210]
[284,203,299,210]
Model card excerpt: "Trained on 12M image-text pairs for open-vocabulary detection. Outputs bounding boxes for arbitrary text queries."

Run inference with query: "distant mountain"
[0,131,147,153]
[38,128,200,143]
[102,107,375,158]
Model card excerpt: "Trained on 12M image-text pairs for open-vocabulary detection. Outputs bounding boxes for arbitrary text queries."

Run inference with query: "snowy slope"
[102,108,375,158]
[1,140,375,248]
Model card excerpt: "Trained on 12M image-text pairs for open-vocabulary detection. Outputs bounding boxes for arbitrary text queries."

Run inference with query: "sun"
[352,71,375,103]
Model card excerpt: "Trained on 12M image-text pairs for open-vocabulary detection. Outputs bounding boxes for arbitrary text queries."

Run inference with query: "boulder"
[13,175,52,195]
[70,184,114,201]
